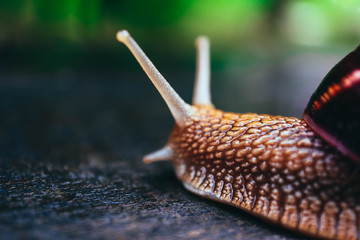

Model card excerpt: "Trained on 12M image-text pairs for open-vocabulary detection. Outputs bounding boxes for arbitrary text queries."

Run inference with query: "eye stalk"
[193,36,213,107]
[116,30,194,128]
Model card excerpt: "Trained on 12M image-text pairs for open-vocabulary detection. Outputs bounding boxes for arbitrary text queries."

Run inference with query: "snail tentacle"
[143,145,173,164]
[116,30,194,128]
[193,36,213,107]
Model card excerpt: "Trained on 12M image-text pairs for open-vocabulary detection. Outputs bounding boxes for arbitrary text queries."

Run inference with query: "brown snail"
[116,30,360,240]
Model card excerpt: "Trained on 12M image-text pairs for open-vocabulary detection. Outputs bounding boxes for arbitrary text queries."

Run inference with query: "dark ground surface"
[0,55,340,240]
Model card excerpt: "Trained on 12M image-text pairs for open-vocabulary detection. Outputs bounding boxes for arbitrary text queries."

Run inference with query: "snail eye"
[303,46,360,163]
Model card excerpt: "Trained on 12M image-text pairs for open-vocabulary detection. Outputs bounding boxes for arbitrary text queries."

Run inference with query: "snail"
[116,30,360,240]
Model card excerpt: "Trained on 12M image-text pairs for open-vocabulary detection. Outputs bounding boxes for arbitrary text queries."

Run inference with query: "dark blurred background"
[1,2,360,239]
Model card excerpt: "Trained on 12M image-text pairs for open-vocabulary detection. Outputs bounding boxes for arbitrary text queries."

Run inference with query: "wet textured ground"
[0,60,339,240]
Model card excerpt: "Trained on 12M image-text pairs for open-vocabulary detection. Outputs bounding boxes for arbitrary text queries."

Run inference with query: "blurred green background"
[1,0,360,117]
[1,0,359,72]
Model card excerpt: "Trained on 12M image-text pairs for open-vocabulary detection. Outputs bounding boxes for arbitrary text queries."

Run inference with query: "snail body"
[117,30,360,240]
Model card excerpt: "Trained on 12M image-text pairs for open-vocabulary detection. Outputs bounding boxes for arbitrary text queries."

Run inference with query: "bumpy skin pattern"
[169,106,360,240]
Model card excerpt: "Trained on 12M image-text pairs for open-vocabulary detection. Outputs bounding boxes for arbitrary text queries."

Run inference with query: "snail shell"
[117,30,360,240]
[304,46,360,163]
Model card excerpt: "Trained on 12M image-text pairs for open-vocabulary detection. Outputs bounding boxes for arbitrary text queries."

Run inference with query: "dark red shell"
[303,46,360,163]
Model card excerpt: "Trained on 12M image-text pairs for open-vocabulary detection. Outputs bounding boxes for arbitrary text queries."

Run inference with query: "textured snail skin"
[169,106,360,240]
